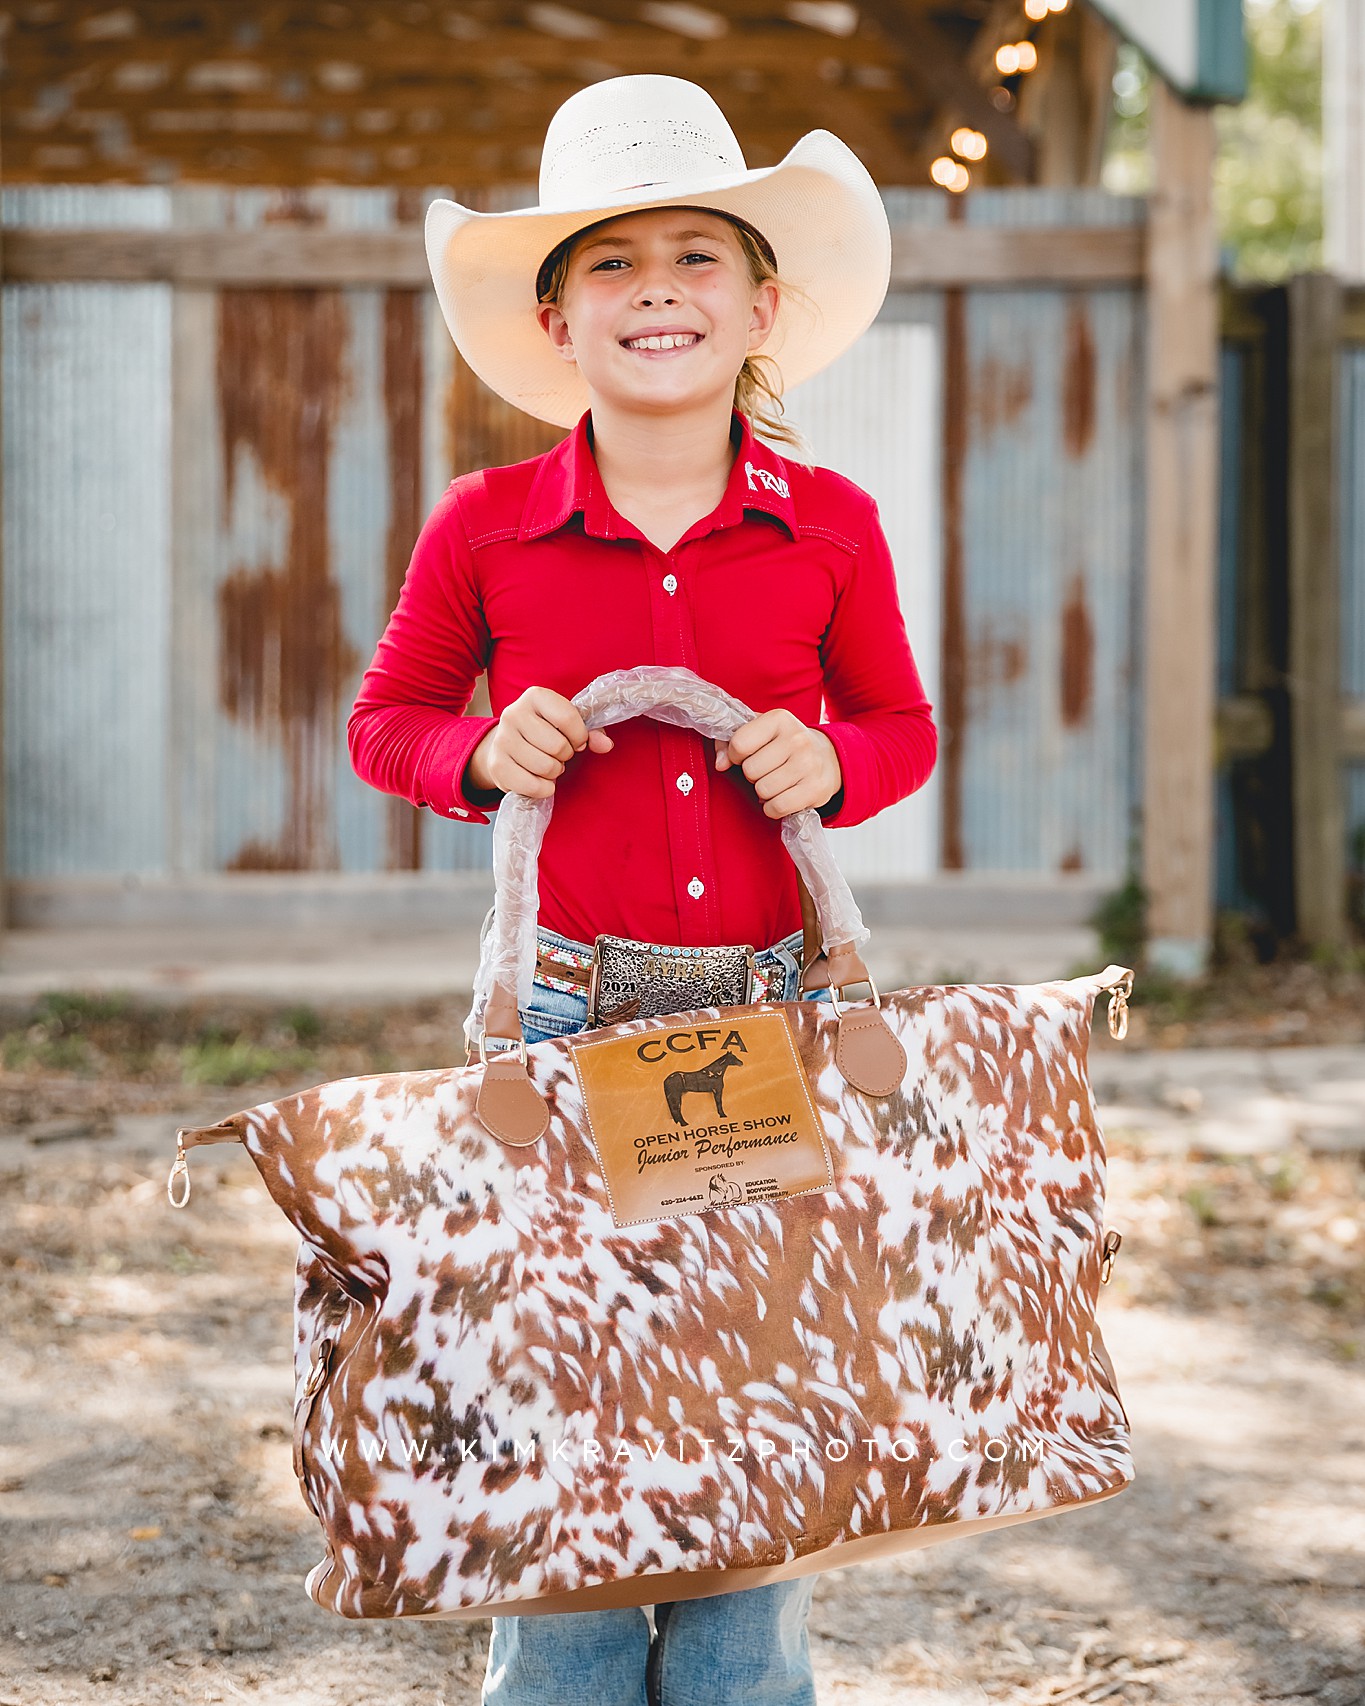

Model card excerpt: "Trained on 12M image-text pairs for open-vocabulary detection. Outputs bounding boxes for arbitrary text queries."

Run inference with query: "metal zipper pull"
[1106,970,1134,1040]
[167,1134,191,1208]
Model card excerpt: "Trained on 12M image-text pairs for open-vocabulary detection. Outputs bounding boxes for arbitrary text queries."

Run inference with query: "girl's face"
[536,206,779,419]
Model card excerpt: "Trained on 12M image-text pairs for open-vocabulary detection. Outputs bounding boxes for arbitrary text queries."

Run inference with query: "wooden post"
[1141,77,1222,978]
[0,96,7,939]
[1286,272,1348,953]
[1324,0,1365,283]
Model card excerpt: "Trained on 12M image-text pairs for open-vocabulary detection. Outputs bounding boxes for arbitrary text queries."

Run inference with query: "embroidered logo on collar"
[744,460,790,501]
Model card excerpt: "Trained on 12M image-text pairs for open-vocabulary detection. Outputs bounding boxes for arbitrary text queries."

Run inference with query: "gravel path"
[0,1044,1360,1706]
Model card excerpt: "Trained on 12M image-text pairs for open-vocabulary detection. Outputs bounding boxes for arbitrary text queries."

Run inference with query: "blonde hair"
[536,208,813,464]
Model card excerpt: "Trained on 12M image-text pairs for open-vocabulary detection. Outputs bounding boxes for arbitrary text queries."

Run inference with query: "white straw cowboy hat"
[424,74,892,429]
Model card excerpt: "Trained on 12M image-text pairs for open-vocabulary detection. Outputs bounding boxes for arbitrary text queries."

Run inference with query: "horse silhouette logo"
[707,1171,745,1206]
[663,1051,743,1125]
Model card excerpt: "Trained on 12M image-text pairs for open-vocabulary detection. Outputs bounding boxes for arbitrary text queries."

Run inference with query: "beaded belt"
[535,932,788,1023]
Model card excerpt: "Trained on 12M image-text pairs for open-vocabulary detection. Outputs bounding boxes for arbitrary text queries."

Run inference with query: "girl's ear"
[747,279,780,353]
[538,301,577,365]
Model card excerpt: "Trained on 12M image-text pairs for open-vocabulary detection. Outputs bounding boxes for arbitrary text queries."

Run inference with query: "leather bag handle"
[468,665,907,1144]
[469,665,874,1043]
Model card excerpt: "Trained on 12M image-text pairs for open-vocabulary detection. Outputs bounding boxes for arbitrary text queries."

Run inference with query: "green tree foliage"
[1101,0,1323,281]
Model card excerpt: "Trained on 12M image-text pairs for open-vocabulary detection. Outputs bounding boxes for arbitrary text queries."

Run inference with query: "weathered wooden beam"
[1342,699,1365,760]
[1286,271,1349,952]
[0,23,898,78]
[1215,695,1276,761]
[1341,293,1365,344]
[890,223,1145,285]
[1,227,434,286]
[0,221,1148,287]
[1141,77,1221,978]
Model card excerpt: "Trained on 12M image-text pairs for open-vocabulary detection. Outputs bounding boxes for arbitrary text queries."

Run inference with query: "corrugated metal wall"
[2,187,172,879]
[3,184,1149,889]
[949,188,1145,881]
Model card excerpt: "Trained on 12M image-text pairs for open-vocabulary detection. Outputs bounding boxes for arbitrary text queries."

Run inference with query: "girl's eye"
[587,251,718,273]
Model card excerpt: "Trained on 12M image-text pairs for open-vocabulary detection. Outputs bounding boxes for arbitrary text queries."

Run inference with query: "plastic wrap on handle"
[465,664,871,1046]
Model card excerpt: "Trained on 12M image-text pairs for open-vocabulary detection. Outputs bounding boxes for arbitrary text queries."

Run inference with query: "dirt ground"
[0,966,1362,1706]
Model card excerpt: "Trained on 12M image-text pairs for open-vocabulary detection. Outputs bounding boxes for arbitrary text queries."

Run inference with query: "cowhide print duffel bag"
[167,666,1136,1622]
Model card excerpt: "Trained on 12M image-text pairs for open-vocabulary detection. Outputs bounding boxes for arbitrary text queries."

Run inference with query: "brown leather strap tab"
[474,976,552,1146]
[796,870,825,989]
[177,1119,244,1149]
[835,1007,908,1097]
[483,978,522,1042]
[795,881,878,998]
[475,1053,551,1147]
[822,941,873,996]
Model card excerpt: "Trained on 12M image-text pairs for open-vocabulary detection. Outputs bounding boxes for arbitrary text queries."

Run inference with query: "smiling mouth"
[620,333,703,352]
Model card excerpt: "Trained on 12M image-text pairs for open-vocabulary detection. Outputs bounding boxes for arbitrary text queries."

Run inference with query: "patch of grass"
[180,1037,315,1088]
[1,1030,95,1073]
[282,1004,323,1045]
[1089,869,1148,967]
[1182,1183,1222,1227]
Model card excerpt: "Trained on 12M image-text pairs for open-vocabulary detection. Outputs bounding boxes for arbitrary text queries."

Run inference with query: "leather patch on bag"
[568,1010,834,1228]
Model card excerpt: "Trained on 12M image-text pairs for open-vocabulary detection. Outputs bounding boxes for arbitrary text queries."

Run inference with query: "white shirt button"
[687,877,704,898]
[676,771,694,794]
[662,573,678,594]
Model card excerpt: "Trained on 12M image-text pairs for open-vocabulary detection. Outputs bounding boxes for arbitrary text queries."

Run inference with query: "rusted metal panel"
[163,187,493,878]
[1,186,173,878]
[5,182,1155,892]
[945,189,1147,878]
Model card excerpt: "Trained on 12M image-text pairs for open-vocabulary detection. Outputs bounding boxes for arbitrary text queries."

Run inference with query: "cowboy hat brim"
[424,128,892,430]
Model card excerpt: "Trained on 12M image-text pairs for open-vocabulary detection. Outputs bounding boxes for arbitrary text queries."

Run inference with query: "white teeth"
[625,333,698,351]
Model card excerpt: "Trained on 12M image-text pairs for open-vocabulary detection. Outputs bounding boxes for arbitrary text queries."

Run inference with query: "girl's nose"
[634,276,679,307]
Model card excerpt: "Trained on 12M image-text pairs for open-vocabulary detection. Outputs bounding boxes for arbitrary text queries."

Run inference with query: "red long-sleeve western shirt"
[347,407,937,950]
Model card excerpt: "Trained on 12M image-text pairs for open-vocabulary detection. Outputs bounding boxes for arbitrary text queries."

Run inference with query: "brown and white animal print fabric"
[199,972,1133,1621]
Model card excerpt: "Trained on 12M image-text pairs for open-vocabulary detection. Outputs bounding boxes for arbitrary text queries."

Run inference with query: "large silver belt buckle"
[586,935,757,1027]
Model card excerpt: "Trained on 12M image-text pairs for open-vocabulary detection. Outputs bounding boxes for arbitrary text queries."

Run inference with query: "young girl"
[348,73,936,1706]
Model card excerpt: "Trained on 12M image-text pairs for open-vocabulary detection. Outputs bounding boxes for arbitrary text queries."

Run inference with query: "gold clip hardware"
[1106,970,1135,1040]
[1100,1229,1123,1284]
[827,970,882,1019]
[167,1134,191,1209]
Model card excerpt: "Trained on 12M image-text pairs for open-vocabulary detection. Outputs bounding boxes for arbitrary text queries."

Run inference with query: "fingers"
[521,686,587,760]
[724,709,802,776]
[750,757,817,815]
[494,687,614,797]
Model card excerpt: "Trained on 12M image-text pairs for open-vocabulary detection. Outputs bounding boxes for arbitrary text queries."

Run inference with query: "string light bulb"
[996,39,1038,74]
[1024,0,1049,18]
[950,127,987,160]
[930,155,971,193]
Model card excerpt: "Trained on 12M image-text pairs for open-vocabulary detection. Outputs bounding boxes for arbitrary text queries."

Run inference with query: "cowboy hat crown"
[424,73,892,429]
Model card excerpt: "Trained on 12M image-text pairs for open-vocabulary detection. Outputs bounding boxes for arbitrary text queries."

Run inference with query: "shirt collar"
[518,408,797,545]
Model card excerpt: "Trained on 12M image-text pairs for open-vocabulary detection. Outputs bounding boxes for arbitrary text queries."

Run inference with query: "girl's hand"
[714,710,842,819]
[466,686,613,800]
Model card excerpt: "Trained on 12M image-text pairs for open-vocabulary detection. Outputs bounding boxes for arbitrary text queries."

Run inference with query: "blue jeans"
[482,921,830,1706]
[483,1578,819,1706]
